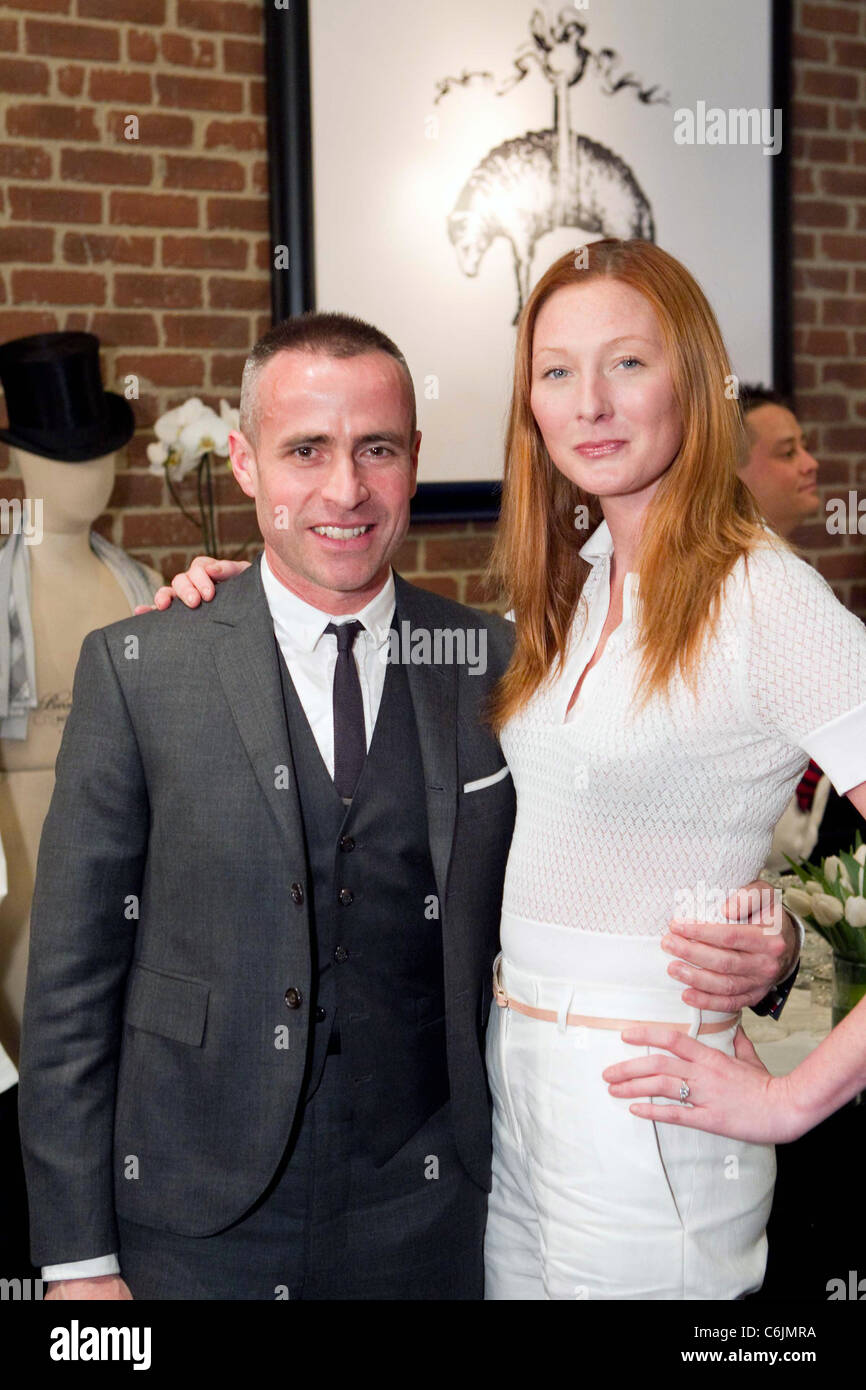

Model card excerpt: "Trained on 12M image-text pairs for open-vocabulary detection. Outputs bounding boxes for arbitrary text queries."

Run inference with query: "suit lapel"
[394,574,459,907]
[205,554,307,861]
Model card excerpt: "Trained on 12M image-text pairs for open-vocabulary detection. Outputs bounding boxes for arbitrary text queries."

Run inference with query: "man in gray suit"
[17,312,800,1300]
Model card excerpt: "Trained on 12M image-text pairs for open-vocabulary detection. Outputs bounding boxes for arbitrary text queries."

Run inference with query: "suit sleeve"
[17,628,149,1267]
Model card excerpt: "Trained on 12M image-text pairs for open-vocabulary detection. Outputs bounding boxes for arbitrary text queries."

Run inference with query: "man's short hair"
[239,311,417,449]
[738,382,792,420]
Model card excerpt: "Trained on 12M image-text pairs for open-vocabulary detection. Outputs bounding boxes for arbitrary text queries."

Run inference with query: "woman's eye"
[617,357,643,369]
[543,367,569,380]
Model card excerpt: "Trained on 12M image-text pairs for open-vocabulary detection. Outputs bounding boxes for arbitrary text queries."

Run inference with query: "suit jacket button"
[291,882,304,905]
[338,888,353,906]
[315,1006,326,1022]
[334,945,349,963]
[339,835,355,852]
[284,986,303,1009]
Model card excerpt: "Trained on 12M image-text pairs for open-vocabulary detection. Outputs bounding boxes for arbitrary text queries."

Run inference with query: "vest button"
[334,945,349,963]
[284,986,303,1009]
[338,888,354,906]
[290,882,304,905]
[339,835,355,852]
[315,1006,326,1022]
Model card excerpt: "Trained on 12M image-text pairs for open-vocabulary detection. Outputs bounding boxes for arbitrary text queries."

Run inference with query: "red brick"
[0,144,51,179]
[855,333,866,357]
[122,510,204,548]
[835,106,866,133]
[791,100,830,131]
[163,155,244,191]
[89,68,152,103]
[801,4,860,35]
[6,102,98,140]
[801,68,859,102]
[834,39,866,69]
[106,111,193,146]
[0,311,58,339]
[800,329,850,355]
[856,270,866,294]
[251,160,268,195]
[0,57,49,92]
[127,29,158,63]
[210,353,248,388]
[249,79,266,117]
[162,235,247,270]
[63,232,155,265]
[792,166,815,195]
[108,472,165,508]
[177,1,261,36]
[206,197,267,231]
[821,234,866,260]
[795,393,848,422]
[425,536,493,571]
[12,268,105,305]
[0,226,53,261]
[160,32,216,68]
[115,353,204,388]
[793,33,829,62]
[0,19,18,50]
[7,0,71,11]
[114,273,202,309]
[823,362,866,389]
[409,575,459,600]
[155,73,243,112]
[9,186,101,222]
[24,18,118,61]
[208,276,268,310]
[793,295,818,324]
[163,314,249,348]
[823,297,866,325]
[61,148,153,185]
[823,428,866,453]
[822,168,866,197]
[254,239,271,272]
[818,552,866,582]
[223,37,262,75]
[79,0,165,21]
[90,312,159,346]
[794,361,817,391]
[800,266,849,291]
[793,198,848,227]
[807,135,850,163]
[214,508,262,545]
[57,62,85,97]
[204,119,265,151]
[110,192,198,228]
[792,231,817,259]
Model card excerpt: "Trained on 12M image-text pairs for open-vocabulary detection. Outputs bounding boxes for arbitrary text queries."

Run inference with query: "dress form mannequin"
[0,446,161,1058]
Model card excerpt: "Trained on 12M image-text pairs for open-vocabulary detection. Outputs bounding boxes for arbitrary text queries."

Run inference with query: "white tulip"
[804,879,824,896]
[782,887,814,918]
[844,896,866,928]
[811,894,845,927]
[824,857,853,892]
[854,845,866,866]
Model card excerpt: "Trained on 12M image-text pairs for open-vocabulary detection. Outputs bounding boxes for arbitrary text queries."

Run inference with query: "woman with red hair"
[482,238,866,1299]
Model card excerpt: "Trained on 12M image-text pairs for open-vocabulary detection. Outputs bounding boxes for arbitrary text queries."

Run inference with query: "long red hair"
[486,238,776,733]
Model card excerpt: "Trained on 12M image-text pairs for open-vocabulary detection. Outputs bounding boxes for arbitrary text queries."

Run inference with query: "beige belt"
[492,957,740,1036]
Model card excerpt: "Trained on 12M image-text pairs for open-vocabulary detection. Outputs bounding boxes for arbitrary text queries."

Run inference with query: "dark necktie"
[324,620,365,803]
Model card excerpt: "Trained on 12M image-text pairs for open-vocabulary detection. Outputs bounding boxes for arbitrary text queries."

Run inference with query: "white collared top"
[499,518,866,939]
[260,552,396,778]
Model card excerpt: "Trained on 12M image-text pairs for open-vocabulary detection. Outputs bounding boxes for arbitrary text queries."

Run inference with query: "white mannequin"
[0,446,161,1059]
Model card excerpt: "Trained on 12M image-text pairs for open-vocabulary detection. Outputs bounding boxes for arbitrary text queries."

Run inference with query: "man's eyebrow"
[274,430,407,452]
[532,334,656,357]
[355,431,406,447]
[276,433,331,451]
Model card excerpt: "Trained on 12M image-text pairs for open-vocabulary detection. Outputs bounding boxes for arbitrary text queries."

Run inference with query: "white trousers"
[484,952,777,1300]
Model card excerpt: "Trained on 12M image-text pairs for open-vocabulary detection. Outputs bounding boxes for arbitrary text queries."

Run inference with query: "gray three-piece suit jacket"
[17,558,516,1266]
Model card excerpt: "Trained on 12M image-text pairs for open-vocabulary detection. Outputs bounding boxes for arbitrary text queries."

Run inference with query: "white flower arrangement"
[147,397,241,558]
[780,834,866,961]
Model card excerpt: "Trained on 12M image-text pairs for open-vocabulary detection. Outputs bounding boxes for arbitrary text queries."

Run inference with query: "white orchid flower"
[153,398,205,444]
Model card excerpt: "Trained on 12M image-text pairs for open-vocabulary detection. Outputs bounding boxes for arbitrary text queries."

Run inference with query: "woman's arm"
[134,555,251,613]
[603,776,866,1145]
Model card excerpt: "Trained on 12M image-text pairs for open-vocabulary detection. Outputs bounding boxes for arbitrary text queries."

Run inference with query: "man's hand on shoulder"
[45,1275,133,1300]
[133,555,251,614]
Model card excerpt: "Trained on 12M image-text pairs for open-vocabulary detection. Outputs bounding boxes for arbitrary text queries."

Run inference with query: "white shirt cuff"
[43,1254,120,1282]
[803,699,866,795]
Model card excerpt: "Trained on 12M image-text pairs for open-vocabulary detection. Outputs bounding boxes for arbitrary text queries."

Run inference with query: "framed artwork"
[265,0,791,521]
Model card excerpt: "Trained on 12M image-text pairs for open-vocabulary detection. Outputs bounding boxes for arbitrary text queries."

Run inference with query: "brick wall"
[0,0,863,614]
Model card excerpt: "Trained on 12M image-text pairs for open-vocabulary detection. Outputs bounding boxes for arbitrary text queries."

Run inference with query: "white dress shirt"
[43,557,397,1285]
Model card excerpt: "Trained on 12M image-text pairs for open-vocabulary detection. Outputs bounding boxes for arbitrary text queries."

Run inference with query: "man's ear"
[229,429,257,501]
[408,429,421,499]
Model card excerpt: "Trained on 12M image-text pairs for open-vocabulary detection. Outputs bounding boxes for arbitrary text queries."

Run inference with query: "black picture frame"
[264,0,792,523]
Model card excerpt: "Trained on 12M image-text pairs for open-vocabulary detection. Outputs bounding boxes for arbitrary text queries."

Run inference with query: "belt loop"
[688,1006,702,1040]
[556,984,575,1034]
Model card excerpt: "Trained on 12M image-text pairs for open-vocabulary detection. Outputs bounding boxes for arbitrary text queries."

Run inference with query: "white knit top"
[499,521,866,941]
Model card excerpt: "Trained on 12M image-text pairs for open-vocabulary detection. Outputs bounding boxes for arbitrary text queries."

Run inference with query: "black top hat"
[0,331,135,463]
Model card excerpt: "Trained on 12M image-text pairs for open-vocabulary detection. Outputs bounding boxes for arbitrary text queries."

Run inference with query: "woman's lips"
[575,440,627,458]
